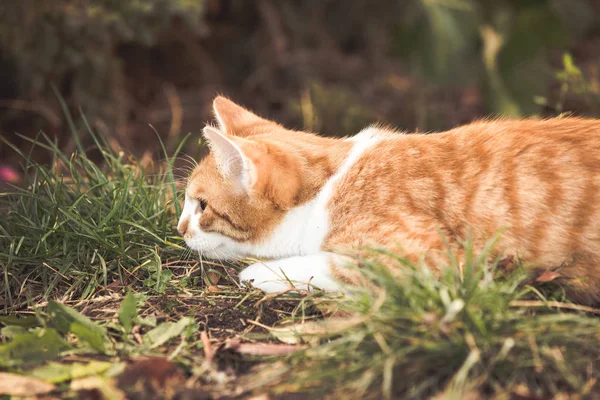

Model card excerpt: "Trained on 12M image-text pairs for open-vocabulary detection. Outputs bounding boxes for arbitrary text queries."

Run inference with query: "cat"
[178,96,600,305]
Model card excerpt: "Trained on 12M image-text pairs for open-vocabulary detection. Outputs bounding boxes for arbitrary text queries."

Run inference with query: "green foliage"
[27,360,113,384]
[47,300,112,354]
[143,317,198,349]
[0,0,206,130]
[0,112,185,305]
[394,0,481,85]
[0,328,68,368]
[532,53,600,114]
[289,83,381,136]
[118,290,139,334]
[392,0,598,116]
[143,257,175,294]
[0,293,206,395]
[1,0,599,146]
[0,296,199,366]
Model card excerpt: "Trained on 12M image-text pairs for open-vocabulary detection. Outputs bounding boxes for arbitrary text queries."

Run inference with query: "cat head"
[177,97,343,260]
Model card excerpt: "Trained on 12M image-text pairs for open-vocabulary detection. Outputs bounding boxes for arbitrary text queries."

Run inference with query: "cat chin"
[184,232,247,261]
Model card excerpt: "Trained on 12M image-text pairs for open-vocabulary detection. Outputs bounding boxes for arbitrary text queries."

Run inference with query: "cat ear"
[212,96,274,135]
[202,126,256,192]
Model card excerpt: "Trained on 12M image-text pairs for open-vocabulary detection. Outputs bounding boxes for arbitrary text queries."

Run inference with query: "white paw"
[239,253,342,293]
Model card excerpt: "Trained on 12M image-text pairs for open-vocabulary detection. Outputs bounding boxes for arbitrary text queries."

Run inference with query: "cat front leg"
[239,252,343,293]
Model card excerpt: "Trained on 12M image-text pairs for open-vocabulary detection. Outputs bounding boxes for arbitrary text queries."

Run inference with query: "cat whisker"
[180,154,198,168]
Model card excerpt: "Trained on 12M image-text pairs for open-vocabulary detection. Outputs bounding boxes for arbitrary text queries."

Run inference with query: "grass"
[255,249,600,399]
[0,117,598,399]
[0,117,188,307]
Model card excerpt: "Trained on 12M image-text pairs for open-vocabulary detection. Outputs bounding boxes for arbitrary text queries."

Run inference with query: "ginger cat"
[178,96,600,305]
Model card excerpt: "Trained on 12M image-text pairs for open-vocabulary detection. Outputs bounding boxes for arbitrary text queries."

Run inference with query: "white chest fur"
[236,130,384,292]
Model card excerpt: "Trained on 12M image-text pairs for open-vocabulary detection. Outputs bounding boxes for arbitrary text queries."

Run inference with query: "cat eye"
[198,198,208,213]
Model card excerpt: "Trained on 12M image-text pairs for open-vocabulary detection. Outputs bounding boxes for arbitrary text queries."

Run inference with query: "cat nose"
[177,218,189,237]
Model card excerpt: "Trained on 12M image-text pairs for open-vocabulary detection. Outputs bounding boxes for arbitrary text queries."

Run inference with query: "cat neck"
[235,128,385,259]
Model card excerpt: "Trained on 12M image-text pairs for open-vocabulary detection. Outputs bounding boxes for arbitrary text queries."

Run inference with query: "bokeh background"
[1,0,600,171]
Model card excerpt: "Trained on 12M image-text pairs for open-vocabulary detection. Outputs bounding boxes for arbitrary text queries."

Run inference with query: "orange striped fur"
[181,97,600,304]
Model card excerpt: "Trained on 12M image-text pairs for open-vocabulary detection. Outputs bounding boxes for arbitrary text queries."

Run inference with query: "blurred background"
[1,0,600,174]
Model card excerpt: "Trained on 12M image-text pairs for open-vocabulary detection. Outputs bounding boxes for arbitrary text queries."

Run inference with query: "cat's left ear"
[212,96,276,136]
[202,126,256,192]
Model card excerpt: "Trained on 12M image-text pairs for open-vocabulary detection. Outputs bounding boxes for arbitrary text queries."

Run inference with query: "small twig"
[200,330,214,362]
[161,260,198,267]
[528,335,543,373]
[132,326,144,345]
[255,287,308,307]
[246,319,273,331]
[229,341,306,356]
[244,306,263,335]
[233,291,254,310]
[509,300,600,315]
[42,263,71,281]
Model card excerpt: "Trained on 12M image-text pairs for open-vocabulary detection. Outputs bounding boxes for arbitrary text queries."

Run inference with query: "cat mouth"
[187,241,225,252]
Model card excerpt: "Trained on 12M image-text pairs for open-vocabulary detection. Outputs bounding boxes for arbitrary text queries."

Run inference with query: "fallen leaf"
[0,328,68,367]
[0,372,55,396]
[204,269,221,286]
[47,301,112,354]
[117,357,185,393]
[28,360,113,384]
[0,315,39,328]
[1,325,28,339]
[71,376,126,400]
[248,316,366,345]
[106,279,125,289]
[71,322,109,354]
[134,316,157,328]
[143,317,197,349]
[536,270,561,283]
[497,255,518,273]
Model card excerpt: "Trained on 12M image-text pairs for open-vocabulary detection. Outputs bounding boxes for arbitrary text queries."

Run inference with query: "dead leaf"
[497,255,517,273]
[0,372,55,396]
[204,270,221,286]
[71,376,126,400]
[535,270,561,283]
[117,357,185,390]
[509,383,546,400]
[248,316,366,344]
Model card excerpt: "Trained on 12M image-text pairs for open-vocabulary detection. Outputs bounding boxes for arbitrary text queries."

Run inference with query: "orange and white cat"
[178,96,600,304]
